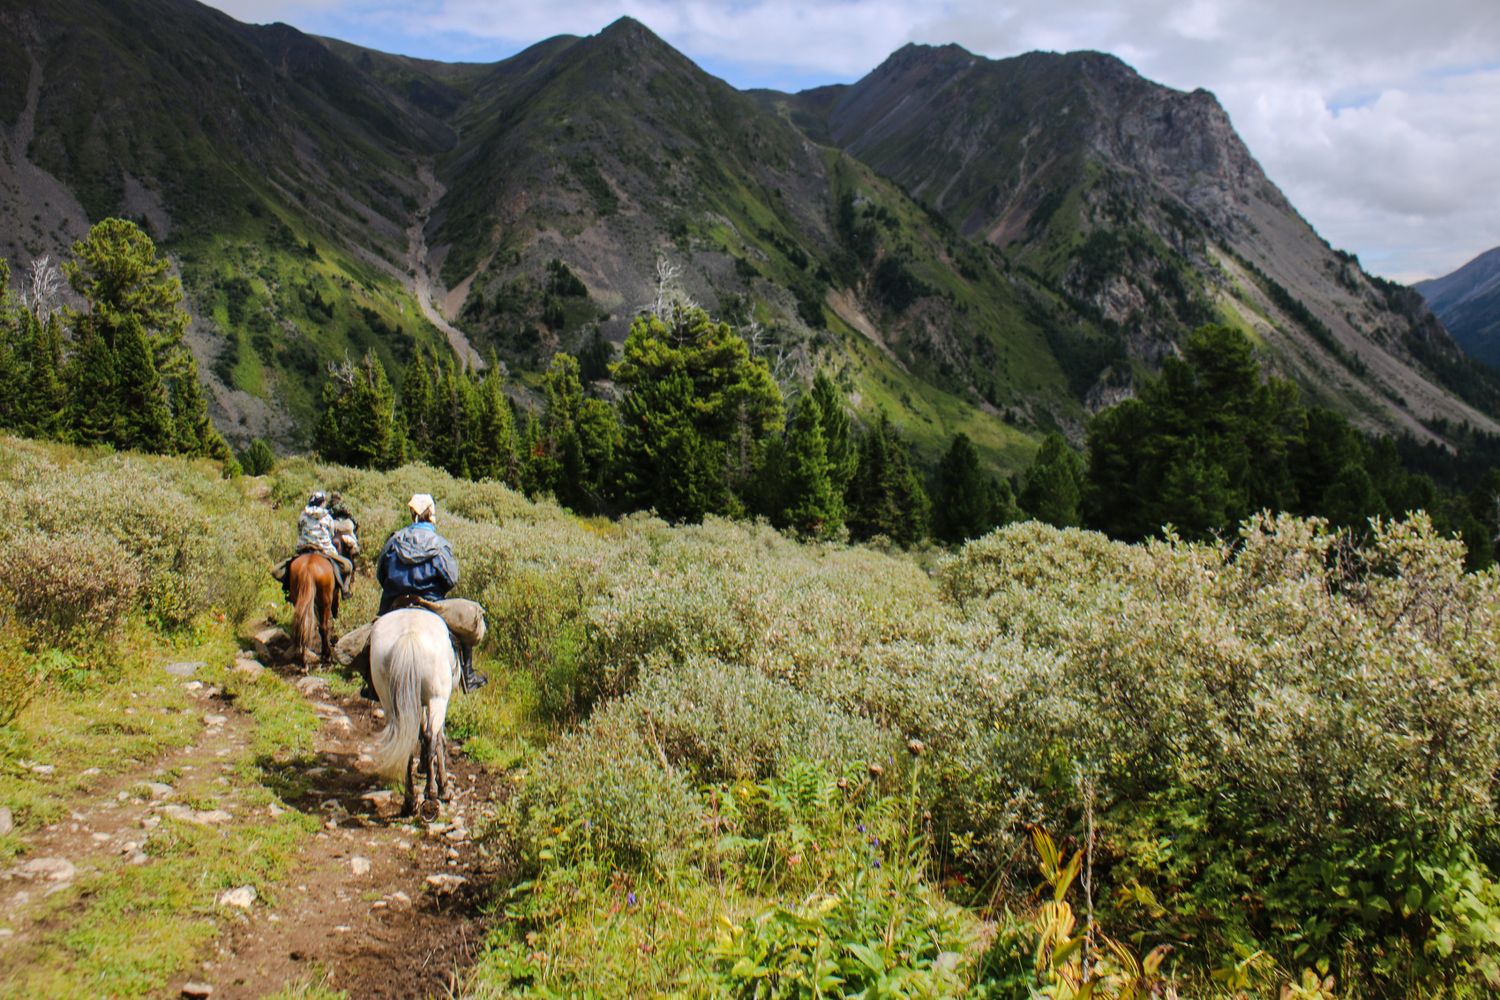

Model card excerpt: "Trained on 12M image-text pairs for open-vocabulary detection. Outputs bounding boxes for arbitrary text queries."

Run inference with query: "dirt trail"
[203,671,502,999]
[0,644,504,999]
[406,162,484,370]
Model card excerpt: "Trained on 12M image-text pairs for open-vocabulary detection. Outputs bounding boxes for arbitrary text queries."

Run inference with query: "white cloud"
[201,0,1500,281]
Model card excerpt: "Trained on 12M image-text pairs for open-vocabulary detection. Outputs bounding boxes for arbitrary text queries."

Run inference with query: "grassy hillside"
[1,435,1496,996]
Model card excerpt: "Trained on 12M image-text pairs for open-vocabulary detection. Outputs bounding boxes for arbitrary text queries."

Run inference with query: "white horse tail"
[370,631,425,779]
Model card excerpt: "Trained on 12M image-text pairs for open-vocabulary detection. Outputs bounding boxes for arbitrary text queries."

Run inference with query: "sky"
[207,0,1500,283]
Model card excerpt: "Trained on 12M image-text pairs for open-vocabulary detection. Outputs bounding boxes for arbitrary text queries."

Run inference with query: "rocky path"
[0,637,504,999]
[202,661,501,999]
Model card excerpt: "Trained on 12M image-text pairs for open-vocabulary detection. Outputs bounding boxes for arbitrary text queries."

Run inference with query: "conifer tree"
[932,432,995,543]
[617,369,726,521]
[61,219,229,459]
[612,305,782,520]
[239,439,275,476]
[401,348,436,461]
[25,315,68,439]
[317,351,403,469]
[812,370,857,492]
[846,410,930,545]
[471,366,518,485]
[1021,432,1086,528]
[779,393,841,538]
[67,324,119,445]
[112,314,174,453]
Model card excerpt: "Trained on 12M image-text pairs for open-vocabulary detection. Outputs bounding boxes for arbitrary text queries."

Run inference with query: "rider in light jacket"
[293,491,354,599]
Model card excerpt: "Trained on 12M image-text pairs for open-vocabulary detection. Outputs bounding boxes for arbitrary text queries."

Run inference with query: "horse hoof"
[401,801,416,818]
[418,799,441,822]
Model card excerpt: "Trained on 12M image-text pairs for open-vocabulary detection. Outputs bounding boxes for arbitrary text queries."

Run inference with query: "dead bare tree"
[22,255,61,323]
[651,254,695,319]
[746,321,800,392]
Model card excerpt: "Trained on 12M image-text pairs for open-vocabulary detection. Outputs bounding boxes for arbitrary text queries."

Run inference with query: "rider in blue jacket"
[375,493,487,692]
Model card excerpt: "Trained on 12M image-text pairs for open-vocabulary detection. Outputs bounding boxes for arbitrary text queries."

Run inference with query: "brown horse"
[288,553,338,670]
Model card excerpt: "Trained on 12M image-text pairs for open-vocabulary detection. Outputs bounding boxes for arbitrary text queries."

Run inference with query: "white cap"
[407,493,436,521]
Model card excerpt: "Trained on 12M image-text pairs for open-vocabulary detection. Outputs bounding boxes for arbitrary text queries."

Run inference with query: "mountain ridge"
[2,0,1496,464]
[1417,247,1500,368]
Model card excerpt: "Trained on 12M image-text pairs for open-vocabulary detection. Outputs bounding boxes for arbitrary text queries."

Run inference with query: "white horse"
[368,608,458,817]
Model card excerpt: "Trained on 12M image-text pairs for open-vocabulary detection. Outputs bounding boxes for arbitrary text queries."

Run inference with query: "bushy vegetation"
[2,431,1496,997]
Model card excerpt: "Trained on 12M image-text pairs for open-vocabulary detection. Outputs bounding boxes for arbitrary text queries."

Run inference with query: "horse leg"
[317,593,332,671]
[428,697,452,801]
[422,717,438,803]
[402,748,418,817]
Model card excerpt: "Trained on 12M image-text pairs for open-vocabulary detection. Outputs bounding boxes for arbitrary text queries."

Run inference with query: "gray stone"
[230,657,265,679]
[251,626,290,662]
[425,873,467,894]
[13,856,75,884]
[141,782,174,800]
[217,885,256,909]
[164,661,204,678]
[180,981,214,998]
[0,806,12,836]
[202,713,228,727]
[350,856,371,876]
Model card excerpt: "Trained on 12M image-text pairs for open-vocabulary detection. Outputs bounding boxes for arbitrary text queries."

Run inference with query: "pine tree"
[846,410,930,545]
[471,367,518,485]
[779,393,841,538]
[318,352,403,469]
[617,369,726,521]
[611,305,782,520]
[932,432,993,543]
[112,314,174,453]
[239,439,275,476]
[1021,433,1086,528]
[24,314,68,439]
[62,219,222,458]
[401,348,436,463]
[67,323,118,445]
[812,370,857,492]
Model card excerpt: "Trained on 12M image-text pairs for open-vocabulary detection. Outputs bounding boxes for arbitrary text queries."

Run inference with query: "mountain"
[773,43,1500,437]
[2,0,1497,466]
[1416,247,1500,368]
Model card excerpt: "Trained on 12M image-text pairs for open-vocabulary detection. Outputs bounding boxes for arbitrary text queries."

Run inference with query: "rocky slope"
[1417,247,1500,368]
[780,43,1500,439]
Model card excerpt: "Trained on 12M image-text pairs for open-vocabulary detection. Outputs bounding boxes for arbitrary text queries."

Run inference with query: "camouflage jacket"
[297,505,338,556]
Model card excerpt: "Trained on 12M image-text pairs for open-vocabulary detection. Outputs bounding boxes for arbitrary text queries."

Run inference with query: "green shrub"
[513,705,705,870]
[0,530,141,651]
[629,659,890,781]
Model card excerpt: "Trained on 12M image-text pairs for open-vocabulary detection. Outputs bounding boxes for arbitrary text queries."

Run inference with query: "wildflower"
[857,823,866,833]
[627,892,637,906]
[867,763,884,779]
[906,738,925,756]
[787,854,802,867]
[872,860,882,869]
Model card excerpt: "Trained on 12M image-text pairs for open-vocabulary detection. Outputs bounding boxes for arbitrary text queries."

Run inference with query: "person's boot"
[458,643,488,693]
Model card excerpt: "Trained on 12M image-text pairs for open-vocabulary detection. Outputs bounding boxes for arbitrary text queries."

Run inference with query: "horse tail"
[370,631,424,779]
[291,560,319,660]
